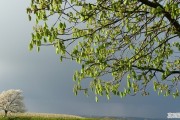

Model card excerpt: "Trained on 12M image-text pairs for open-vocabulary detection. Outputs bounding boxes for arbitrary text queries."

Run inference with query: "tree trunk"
[4,110,8,117]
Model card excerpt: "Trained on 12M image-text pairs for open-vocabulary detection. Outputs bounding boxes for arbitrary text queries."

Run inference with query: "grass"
[0,112,100,120]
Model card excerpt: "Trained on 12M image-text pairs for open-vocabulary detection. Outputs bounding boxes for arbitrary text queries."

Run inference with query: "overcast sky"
[0,1,179,119]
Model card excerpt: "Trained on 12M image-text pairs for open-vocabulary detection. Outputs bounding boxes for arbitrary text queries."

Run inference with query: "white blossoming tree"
[0,89,26,117]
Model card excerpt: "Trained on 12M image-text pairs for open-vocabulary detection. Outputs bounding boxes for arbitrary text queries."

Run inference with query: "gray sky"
[0,1,179,119]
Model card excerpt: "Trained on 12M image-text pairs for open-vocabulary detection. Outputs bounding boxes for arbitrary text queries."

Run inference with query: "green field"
[0,117,93,120]
[0,116,109,120]
[0,113,107,120]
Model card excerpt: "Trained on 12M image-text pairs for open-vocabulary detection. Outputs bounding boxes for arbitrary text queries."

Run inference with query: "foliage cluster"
[27,0,180,100]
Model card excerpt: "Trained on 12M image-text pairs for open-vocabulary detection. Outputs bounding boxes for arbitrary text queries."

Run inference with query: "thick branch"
[132,65,180,75]
[138,0,180,32]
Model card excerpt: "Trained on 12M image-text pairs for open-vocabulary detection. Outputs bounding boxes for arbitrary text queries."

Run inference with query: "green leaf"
[95,96,98,102]
[60,56,63,62]
[106,94,110,100]
[127,79,131,88]
[28,43,33,51]
[37,46,40,52]
[28,15,31,21]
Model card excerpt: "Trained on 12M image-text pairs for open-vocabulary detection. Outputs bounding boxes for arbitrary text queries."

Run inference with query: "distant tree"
[0,89,26,117]
[26,0,180,101]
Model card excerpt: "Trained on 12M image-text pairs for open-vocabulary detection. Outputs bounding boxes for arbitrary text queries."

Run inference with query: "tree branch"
[132,65,180,76]
[138,0,180,32]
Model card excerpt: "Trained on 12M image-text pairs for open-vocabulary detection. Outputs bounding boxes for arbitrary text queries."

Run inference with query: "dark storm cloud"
[0,1,179,119]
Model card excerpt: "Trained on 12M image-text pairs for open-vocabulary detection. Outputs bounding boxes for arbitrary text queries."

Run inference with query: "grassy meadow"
[0,112,109,120]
